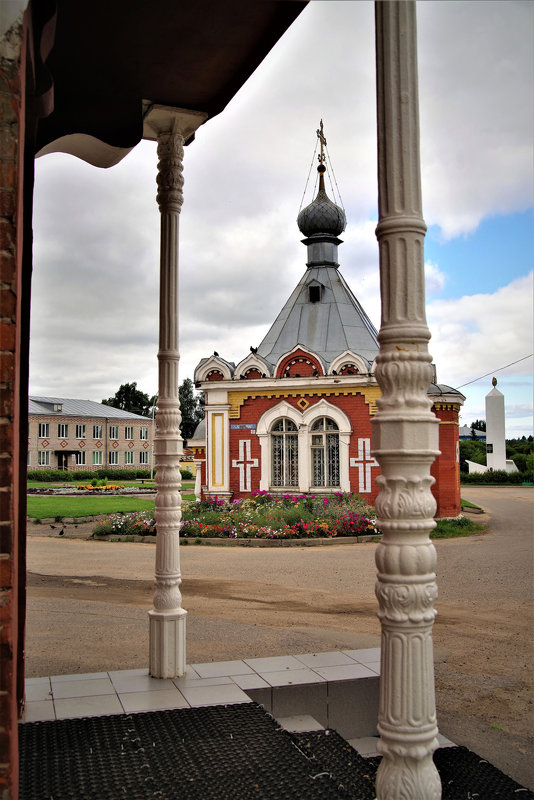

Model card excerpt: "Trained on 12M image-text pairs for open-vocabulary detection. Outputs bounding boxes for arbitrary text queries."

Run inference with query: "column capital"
[143,104,208,141]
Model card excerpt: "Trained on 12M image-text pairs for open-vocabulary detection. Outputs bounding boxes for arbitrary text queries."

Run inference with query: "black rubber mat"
[293,730,534,800]
[19,703,348,800]
[20,704,534,799]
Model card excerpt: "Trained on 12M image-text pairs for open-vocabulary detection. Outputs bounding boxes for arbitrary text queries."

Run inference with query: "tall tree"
[102,382,152,417]
[179,378,204,443]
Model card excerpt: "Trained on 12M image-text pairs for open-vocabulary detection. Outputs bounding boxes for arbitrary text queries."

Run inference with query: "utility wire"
[456,354,533,389]
[298,139,319,214]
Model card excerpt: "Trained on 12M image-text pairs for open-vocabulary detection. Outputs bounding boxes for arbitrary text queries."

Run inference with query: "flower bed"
[93,491,379,540]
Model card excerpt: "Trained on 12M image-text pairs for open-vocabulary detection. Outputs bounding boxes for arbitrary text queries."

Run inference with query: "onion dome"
[297,165,346,238]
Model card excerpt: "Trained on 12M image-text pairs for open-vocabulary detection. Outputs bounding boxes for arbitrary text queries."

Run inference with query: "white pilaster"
[206,405,231,496]
[145,106,207,678]
[373,3,441,798]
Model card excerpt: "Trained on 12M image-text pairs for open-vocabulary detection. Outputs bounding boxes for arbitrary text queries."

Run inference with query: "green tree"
[102,382,153,417]
[470,419,486,439]
[179,378,204,443]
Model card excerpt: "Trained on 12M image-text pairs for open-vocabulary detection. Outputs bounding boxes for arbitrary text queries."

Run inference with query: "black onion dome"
[297,171,346,238]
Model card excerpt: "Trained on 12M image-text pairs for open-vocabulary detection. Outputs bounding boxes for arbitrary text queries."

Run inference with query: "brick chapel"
[192,130,464,517]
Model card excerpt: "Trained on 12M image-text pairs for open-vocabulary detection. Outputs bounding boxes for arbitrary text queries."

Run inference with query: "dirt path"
[25,486,533,789]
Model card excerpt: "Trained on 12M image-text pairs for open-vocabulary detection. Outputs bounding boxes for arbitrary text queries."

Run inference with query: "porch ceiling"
[33,0,307,155]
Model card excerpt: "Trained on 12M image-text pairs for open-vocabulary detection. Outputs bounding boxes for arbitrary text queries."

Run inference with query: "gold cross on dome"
[317,119,327,164]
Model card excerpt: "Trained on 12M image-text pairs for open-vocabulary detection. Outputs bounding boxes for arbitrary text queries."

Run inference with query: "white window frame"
[27,451,31,467]
[38,450,50,466]
[76,424,86,439]
[75,451,86,466]
[57,423,68,438]
[140,426,148,440]
[93,451,103,466]
[38,423,49,438]
[108,451,119,465]
[124,451,134,465]
[125,426,134,440]
[109,425,119,440]
[256,399,351,493]
[93,424,103,439]
[139,451,148,465]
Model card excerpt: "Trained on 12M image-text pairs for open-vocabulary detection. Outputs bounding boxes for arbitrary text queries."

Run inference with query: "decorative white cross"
[232,439,259,492]
[349,438,378,493]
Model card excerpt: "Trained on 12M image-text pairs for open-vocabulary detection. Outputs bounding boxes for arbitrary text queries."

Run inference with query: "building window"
[310,417,340,488]
[139,451,148,465]
[271,418,298,487]
[93,451,103,466]
[38,423,49,438]
[125,426,133,440]
[125,451,134,465]
[75,451,86,466]
[38,451,50,466]
[140,427,148,440]
[76,424,86,439]
[108,451,119,465]
[27,451,31,467]
[58,423,68,438]
[93,425,103,439]
[109,425,119,440]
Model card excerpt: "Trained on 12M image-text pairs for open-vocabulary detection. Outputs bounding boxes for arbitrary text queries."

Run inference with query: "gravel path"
[25,486,533,789]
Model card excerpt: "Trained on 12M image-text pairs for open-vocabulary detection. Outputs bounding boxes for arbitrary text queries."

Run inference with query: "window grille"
[310,417,340,487]
[271,418,298,487]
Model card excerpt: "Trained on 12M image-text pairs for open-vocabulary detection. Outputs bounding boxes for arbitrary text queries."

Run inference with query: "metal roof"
[29,396,151,420]
[256,266,379,368]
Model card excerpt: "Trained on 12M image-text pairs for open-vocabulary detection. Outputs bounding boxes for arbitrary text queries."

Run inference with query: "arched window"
[271,418,298,487]
[310,417,339,487]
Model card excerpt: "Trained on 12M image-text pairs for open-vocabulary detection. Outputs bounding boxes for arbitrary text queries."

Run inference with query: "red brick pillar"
[431,404,462,517]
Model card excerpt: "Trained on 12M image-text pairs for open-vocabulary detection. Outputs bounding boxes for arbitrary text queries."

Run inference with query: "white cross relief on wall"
[349,438,378,493]
[232,439,259,492]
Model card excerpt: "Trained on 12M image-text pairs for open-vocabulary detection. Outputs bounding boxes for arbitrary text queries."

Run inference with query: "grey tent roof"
[256,265,379,368]
[29,396,151,420]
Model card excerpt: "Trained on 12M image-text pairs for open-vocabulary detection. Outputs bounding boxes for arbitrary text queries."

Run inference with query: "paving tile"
[52,677,115,699]
[119,688,189,713]
[348,736,380,756]
[54,694,123,719]
[173,676,234,689]
[244,655,305,673]
[191,660,254,678]
[230,673,270,690]
[342,648,381,665]
[109,674,176,694]
[294,652,357,669]
[272,683,328,728]
[25,677,51,686]
[277,715,325,732]
[243,687,272,712]
[328,677,379,739]
[22,701,56,722]
[108,668,149,679]
[313,663,377,682]
[25,681,52,702]
[179,683,250,707]
[50,672,109,682]
[261,668,325,688]
[437,733,456,748]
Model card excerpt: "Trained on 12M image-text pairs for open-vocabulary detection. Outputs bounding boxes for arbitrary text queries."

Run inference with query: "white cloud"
[29,1,533,435]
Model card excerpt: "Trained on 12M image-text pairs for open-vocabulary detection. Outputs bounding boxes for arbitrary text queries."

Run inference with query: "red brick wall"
[227,392,380,503]
[431,406,461,517]
[0,18,24,797]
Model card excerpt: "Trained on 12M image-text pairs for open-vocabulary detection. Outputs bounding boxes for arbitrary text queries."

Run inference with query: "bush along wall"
[27,468,194,482]
[460,470,533,484]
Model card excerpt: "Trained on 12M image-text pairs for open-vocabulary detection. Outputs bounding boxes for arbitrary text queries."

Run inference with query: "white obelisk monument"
[485,377,506,471]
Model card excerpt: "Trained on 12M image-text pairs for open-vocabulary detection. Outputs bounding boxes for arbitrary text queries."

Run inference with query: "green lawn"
[27,496,155,519]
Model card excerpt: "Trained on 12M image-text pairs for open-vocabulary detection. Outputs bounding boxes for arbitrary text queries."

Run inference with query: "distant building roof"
[256,266,379,368]
[459,424,486,440]
[29,395,151,420]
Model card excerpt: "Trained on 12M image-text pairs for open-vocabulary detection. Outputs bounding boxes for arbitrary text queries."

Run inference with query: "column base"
[148,608,187,678]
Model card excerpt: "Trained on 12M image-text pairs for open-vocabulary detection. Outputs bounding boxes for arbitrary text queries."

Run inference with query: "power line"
[456,354,533,389]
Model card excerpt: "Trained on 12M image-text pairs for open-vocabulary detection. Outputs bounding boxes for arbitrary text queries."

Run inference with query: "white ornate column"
[372,4,442,798]
[144,106,207,677]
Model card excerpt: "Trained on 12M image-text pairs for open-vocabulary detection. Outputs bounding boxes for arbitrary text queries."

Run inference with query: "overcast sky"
[31,1,533,437]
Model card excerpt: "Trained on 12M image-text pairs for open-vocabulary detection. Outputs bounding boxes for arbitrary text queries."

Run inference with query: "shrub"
[460,470,532,484]
[180,469,193,480]
[93,511,156,536]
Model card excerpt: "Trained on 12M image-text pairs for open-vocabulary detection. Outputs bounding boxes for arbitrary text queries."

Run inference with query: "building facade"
[193,148,465,518]
[28,397,155,472]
